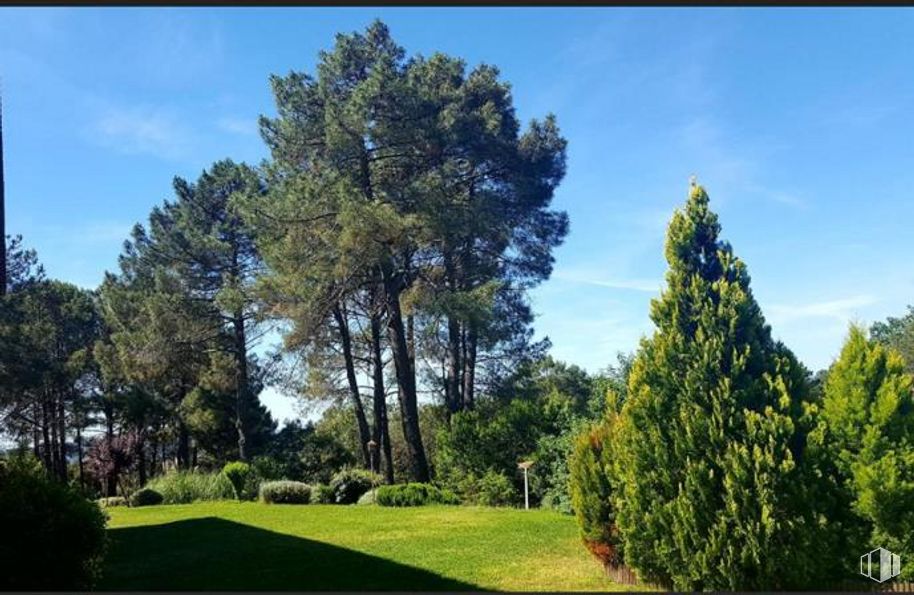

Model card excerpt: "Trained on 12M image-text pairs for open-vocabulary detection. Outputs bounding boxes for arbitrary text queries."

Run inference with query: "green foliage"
[300,428,357,484]
[0,457,107,589]
[146,471,235,504]
[375,483,460,507]
[815,325,914,578]
[129,487,164,507]
[222,461,258,501]
[872,305,914,374]
[312,483,334,504]
[259,481,312,504]
[329,468,382,504]
[97,496,128,508]
[457,470,516,507]
[569,421,620,565]
[610,184,833,590]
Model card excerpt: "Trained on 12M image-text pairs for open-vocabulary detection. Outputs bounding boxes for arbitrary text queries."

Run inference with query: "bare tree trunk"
[383,269,429,482]
[232,310,249,461]
[370,310,394,484]
[57,396,68,481]
[333,304,372,468]
[177,422,190,470]
[41,399,52,474]
[76,425,85,488]
[462,323,478,410]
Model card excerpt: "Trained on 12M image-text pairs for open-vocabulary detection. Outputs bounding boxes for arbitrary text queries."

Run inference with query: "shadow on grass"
[98,516,479,591]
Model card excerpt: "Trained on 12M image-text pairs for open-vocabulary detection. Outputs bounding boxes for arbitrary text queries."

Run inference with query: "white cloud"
[767,295,878,324]
[217,116,258,137]
[553,269,661,293]
[92,105,191,160]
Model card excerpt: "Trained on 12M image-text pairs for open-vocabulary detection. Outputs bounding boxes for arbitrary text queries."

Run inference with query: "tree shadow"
[98,516,480,591]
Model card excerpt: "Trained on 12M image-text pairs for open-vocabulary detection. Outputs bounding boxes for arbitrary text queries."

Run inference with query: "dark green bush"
[259,480,311,504]
[329,468,382,504]
[312,483,334,504]
[222,461,258,500]
[0,457,108,590]
[457,470,516,507]
[376,483,460,507]
[129,487,164,507]
[145,471,234,504]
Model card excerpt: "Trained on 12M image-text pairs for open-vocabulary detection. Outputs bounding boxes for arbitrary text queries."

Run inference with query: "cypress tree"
[817,325,914,579]
[613,181,831,589]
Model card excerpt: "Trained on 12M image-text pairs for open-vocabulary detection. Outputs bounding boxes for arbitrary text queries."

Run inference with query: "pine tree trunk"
[370,310,394,484]
[76,425,85,488]
[383,268,429,482]
[177,422,190,469]
[232,310,249,461]
[57,396,67,481]
[333,304,372,468]
[462,323,477,410]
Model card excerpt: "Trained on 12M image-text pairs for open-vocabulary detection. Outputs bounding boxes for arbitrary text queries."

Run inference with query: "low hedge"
[129,487,164,507]
[259,481,311,504]
[375,483,460,507]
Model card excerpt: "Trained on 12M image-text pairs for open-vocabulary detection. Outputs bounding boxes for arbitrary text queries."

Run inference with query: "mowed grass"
[99,502,637,591]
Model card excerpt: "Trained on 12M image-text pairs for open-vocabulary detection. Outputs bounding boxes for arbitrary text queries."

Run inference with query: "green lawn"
[99,501,635,591]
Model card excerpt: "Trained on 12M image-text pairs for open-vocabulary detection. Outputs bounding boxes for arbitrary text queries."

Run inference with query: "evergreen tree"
[817,325,914,578]
[612,182,831,589]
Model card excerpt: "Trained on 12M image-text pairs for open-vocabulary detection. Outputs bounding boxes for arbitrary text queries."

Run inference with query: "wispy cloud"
[767,295,878,324]
[91,105,191,160]
[553,269,661,293]
[216,115,259,137]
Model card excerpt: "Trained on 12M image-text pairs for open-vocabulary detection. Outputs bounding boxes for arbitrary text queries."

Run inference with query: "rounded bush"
[259,480,311,504]
[329,468,382,504]
[376,483,460,507]
[222,461,258,500]
[457,470,516,507]
[312,483,334,504]
[357,488,377,505]
[129,487,164,507]
[0,457,108,590]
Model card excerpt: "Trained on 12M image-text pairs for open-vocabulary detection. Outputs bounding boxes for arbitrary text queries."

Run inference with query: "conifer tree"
[613,181,831,590]
[818,325,914,579]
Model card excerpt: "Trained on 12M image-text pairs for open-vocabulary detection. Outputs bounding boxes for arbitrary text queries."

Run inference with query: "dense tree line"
[0,21,569,495]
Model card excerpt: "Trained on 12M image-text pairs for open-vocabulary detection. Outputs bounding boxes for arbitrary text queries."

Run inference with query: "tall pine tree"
[613,181,832,589]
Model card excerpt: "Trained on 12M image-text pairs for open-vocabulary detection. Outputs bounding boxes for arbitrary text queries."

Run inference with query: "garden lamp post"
[367,439,378,474]
[518,461,534,510]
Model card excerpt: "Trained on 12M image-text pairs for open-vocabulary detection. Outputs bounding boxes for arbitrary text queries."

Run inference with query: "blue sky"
[2,8,913,422]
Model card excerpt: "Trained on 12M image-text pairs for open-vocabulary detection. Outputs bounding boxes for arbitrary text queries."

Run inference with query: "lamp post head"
[517,460,534,470]
[367,439,378,450]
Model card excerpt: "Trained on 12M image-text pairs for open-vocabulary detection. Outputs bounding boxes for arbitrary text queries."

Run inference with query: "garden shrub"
[375,483,460,507]
[129,487,164,507]
[96,496,128,508]
[357,488,377,505]
[145,470,234,504]
[0,456,107,590]
[222,461,258,500]
[457,470,516,507]
[329,468,382,504]
[259,480,311,504]
[312,483,334,504]
[569,421,621,566]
